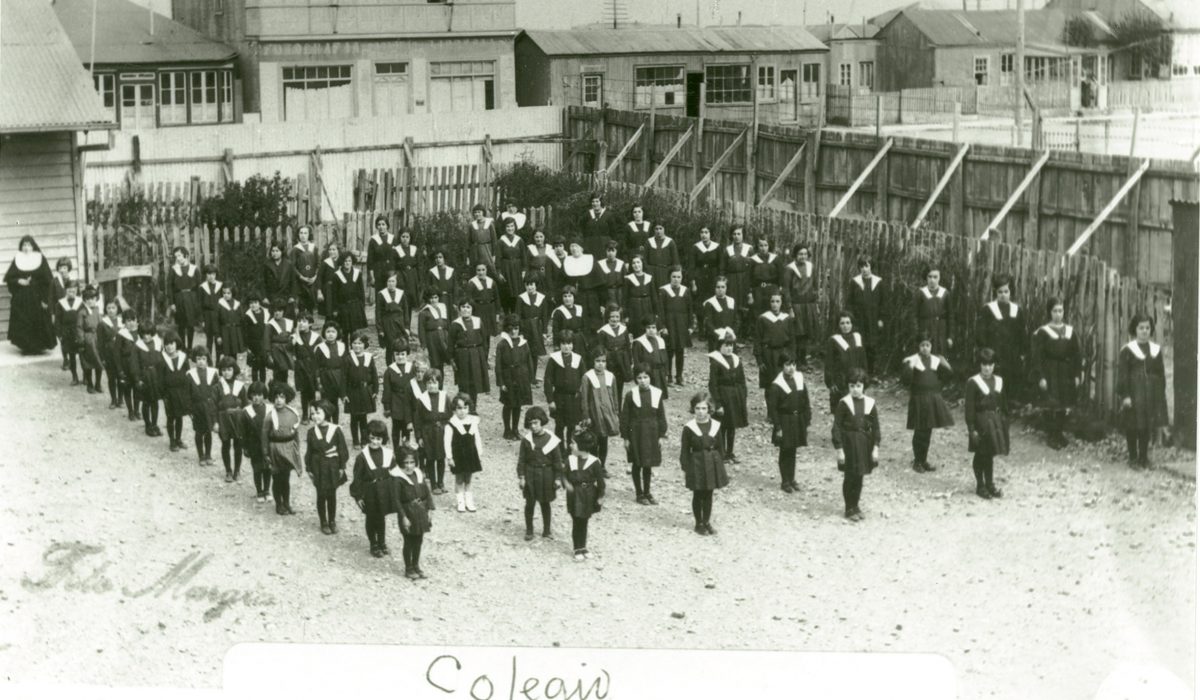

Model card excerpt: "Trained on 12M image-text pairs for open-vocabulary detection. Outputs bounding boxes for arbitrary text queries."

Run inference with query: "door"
[120,82,155,130]
[686,72,703,117]
[779,69,798,122]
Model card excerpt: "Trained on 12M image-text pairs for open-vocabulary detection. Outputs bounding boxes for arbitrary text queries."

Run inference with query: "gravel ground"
[0,335,1194,699]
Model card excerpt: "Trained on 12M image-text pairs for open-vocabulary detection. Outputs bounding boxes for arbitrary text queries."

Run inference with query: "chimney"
[677,13,682,27]
[737,11,742,25]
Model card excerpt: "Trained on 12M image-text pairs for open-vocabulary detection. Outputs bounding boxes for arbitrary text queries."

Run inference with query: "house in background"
[805,22,881,94]
[171,0,518,122]
[1045,0,1200,79]
[53,0,239,129]
[0,0,114,340]
[514,25,829,124]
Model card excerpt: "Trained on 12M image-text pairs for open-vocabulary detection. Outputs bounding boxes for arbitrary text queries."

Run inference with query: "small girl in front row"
[832,368,880,521]
[965,349,1007,499]
[621,365,667,505]
[445,394,484,513]
[392,446,435,581]
[305,399,349,534]
[214,357,247,483]
[517,406,561,541]
[240,381,270,499]
[187,347,218,466]
[902,336,955,473]
[263,382,303,516]
[160,332,191,453]
[350,420,396,558]
[415,369,451,494]
[680,392,728,536]
[345,332,379,449]
[562,426,606,562]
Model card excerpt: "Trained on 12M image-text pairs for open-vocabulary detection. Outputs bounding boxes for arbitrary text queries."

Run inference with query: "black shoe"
[988,485,1003,499]
[923,461,936,472]
[329,523,338,534]
[636,495,648,505]
[541,531,552,539]
[285,506,296,515]
[275,503,284,515]
[781,482,794,493]
[370,546,383,558]
[646,493,658,505]
[380,545,390,556]
[694,524,707,535]
[524,531,535,541]
[912,460,925,473]
[415,568,427,579]
[976,484,992,499]
[320,524,331,535]
[789,480,800,491]
[169,443,180,453]
[704,523,716,535]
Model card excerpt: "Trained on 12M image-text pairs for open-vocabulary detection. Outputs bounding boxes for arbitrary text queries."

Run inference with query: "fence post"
[952,101,961,143]
[1128,107,1141,159]
[482,133,494,210]
[645,88,658,183]
[875,95,882,139]
[595,109,607,174]
[221,148,234,185]
[745,59,760,210]
[403,136,415,225]
[1074,118,1082,152]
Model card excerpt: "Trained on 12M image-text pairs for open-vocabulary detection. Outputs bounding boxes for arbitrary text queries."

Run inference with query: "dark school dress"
[517,291,549,357]
[266,317,296,373]
[544,253,566,305]
[425,265,458,309]
[550,304,589,358]
[317,258,340,317]
[465,276,500,338]
[216,299,245,355]
[581,207,621,259]
[382,360,417,424]
[620,385,667,467]
[720,242,754,311]
[467,218,498,273]
[563,454,606,519]
[132,338,165,402]
[198,281,224,341]
[344,351,378,415]
[446,415,483,475]
[593,323,632,386]
[631,334,670,397]
[496,234,525,300]
[315,340,348,405]
[167,263,202,330]
[293,329,322,396]
[242,307,269,368]
[1117,340,1169,433]
[658,284,692,353]
[377,288,409,348]
[415,390,452,461]
[1030,324,1081,411]
[832,395,881,476]
[523,243,553,295]
[622,272,657,337]
[901,353,955,430]
[965,374,1010,456]
[496,333,534,408]
[706,351,748,428]
[518,431,562,503]
[847,274,883,348]
[680,419,729,491]
[581,369,621,438]
[331,268,368,337]
[187,367,220,431]
[597,258,626,309]
[417,303,451,369]
[289,242,320,307]
[690,241,721,305]
[350,446,397,515]
[449,316,490,394]
[748,253,782,317]
[77,306,103,372]
[784,260,820,339]
[97,316,120,375]
[159,352,191,417]
[915,285,952,355]
[305,423,350,492]
[4,253,56,353]
[755,310,794,389]
[215,378,248,441]
[263,258,297,307]
[977,300,1025,385]
[366,233,397,291]
[702,295,738,349]
[240,404,268,463]
[624,220,651,259]
[824,331,868,405]
[392,468,435,534]
[55,297,81,355]
[768,371,812,448]
[543,351,584,428]
[644,236,681,287]
[392,244,423,313]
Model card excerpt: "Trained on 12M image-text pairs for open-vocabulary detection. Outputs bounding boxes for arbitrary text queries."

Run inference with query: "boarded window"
[283,65,354,121]
[429,60,495,113]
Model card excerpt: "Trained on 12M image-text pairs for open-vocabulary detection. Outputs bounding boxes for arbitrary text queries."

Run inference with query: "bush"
[198,173,295,230]
[218,240,268,301]
[494,160,587,209]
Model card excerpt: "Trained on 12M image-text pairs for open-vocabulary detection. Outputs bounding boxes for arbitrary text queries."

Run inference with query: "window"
[973,56,989,85]
[704,64,752,104]
[429,60,495,112]
[157,72,187,125]
[1000,53,1014,86]
[120,82,155,130]
[634,65,684,107]
[839,63,852,87]
[373,62,410,116]
[858,61,874,90]
[190,70,219,123]
[220,71,234,122]
[1025,56,1049,82]
[93,74,116,121]
[757,65,776,102]
[282,65,353,121]
[1172,63,1189,77]
[801,63,821,99]
[581,73,603,108]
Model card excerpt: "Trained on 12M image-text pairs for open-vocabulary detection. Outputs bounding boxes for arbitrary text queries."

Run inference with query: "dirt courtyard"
[0,342,1194,699]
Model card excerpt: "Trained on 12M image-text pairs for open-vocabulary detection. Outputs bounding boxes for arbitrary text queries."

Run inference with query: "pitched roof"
[804,23,880,42]
[887,8,1109,49]
[0,0,114,133]
[53,0,236,65]
[519,26,827,56]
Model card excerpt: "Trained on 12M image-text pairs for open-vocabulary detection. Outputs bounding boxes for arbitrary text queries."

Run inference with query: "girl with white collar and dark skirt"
[167,246,202,350]
[496,314,535,441]
[902,335,955,473]
[784,242,820,367]
[314,322,348,424]
[621,365,667,506]
[263,382,304,516]
[689,227,721,336]
[350,420,397,557]
[680,392,728,535]
[344,332,379,450]
[305,399,349,535]
[449,300,490,410]
[1117,314,1169,470]
[915,266,953,357]
[1030,297,1082,450]
[768,354,811,495]
[445,394,484,513]
[517,406,562,541]
[706,331,748,463]
[976,274,1025,402]
[392,446,435,580]
[832,368,880,521]
[561,426,606,562]
[965,349,1008,499]
[417,290,451,387]
[824,310,868,414]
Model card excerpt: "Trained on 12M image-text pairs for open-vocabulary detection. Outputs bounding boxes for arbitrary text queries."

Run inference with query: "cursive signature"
[20,541,275,621]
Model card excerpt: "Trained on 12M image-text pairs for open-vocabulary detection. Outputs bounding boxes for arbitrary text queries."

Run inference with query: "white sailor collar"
[760,310,788,322]
[598,323,627,337]
[520,291,545,305]
[685,418,721,437]
[660,284,686,298]
[200,280,223,294]
[647,236,673,249]
[635,335,665,352]
[970,374,1003,394]
[550,351,582,368]
[379,288,405,304]
[598,259,625,273]
[625,272,651,285]
[694,240,719,253]
[1040,324,1073,340]
[787,260,813,277]
[335,268,361,283]
[244,307,263,322]
[628,220,650,231]
[220,378,245,395]
[361,446,393,471]
[905,353,944,371]
[416,390,448,412]
[472,217,494,229]
[172,263,197,277]
[852,274,881,290]
[349,351,372,367]
[629,384,663,408]
[554,304,583,318]
[448,414,479,434]
[370,233,394,246]
[707,350,739,369]
[705,295,734,311]
[136,337,163,352]
[524,431,561,454]
[161,351,187,370]
[725,242,751,256]
[1125,340,1161,359]
[187,366,218,384]
[584,368,614,388]
[920,286,947,299]
[58,297,82,311]
[218,298,239,311]
[453,316,482,331]
[468,276,494,290]
[429,265,455,277]
[499,331,527,348]
[568,454,600,471]
[772,371,805,393]
[268,317,295,334]
[751,252,777,264]
[986,300,1019,319]
[831,332,862,350]
[840,394,876,414]
[316,340,346,357]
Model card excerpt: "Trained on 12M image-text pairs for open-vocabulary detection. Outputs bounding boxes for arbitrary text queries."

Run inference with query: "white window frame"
[158,71,188,126]
[220,70,235,122]
[801,62,821,99]
[93,73,116,122]
[839,62,852,87]
[756,64,776,102]
[373,61,410,116]
[429,60,496,112]
[858,61,874,90]
[282,64,354,121]
[1000,53,1014,86]
[634,65,685,108]
[704,63,753,105]
[190,70,220,123]
[581,73,603,107]
[973,55,990,86]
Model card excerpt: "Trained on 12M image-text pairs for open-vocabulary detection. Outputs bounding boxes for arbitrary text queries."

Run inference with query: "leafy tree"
[1112,10,1172,79]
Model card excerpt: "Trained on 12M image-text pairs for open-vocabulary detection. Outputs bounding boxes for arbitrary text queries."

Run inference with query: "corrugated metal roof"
[805,23,880,43]
[53,0,236,65]
[520,25,827,57]
[893,8,1084,48]
[0,0,114,133]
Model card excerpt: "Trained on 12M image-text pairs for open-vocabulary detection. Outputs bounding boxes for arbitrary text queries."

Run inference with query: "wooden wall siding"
[0,133,80,341]
[566,106,1200,287]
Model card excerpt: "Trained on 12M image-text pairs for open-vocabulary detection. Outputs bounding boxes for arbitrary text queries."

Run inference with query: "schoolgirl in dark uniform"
[702,277,739,351]
[465,263,500,339]
[748,237,782,322]
[240,381,270,500]
[425,251,458,310]
[197,265,223,359]
[690,227,721,333]
[621,366,667,505]
[292,314,321,422]
[377,272,410,366]
[55,280,81,385]
[98,299,123,408]
[846,257,884,376]
[581,194,621,260]
[345,332,379,449]
[965,349,1008,499]
[545,238,567,305]
[77,287,103,394]
[392,446,435,580]
[977,274,1025,400]
[466,205,498,275]
[623,255,657,338]
[449,300,490,408]
[644,225,681,287]
[332,252,367,337]
[350,420,397,557]
[414,369,451,494]
[550,286,589,362]
[544,331,585,446]
[658,267,692,387]
[517,406,561,541]
[562,428,606,562]
[624,205,651,258]
[768,355,811,494]
[214,357,247,483]
[680,392,729,535]
[902,336,955,473]
[824,311,868,413]
[631,317,670,398]
[264,382,303,516]
[755,292,794,402]
[314,323,348,424]
[263,242,297,320]
[215,286,244,359]
[496,219,525,315]
[593,305,632,396]
[305,399,349,534]
[131,323,164,436]
[266,300,295,386]
[915,267,953,356]
[832,368,880,521]
[392,230,423,328]
[187,347,218,466]
[317,241,341,319]
[445,394,484,513]
[159,332,191,452]
[707,332,748,462]
[242,294,269,383]
[1117,314,1169,470]
[523,230,553,295]
[597,242,626,310]
[720,227,754,334]
[366,215,398,306]
[497,315,535,441]
[116,312,141,421]
[580,352,621,469]
[517,280,549,361]
[289,226,320,316]
[382,339,418,452]
[417,291,451,386]
[1030,297,1081,449]
[51,257,73,370]
[784,243,820,367]
[167,247,202,350]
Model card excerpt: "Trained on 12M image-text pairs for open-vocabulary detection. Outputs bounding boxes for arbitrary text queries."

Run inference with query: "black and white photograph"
[0,0,1197,697]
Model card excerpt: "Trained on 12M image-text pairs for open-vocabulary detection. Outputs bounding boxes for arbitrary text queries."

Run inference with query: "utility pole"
[1015,0,1025,146]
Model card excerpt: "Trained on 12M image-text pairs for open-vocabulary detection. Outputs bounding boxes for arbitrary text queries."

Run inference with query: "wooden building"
[514,25,829,124]
[0,0,115,340]
[806,23,881,93]
[171,0,518,122]
[53,0,239,129]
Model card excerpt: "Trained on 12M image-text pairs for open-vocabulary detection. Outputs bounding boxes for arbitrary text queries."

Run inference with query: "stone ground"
[0,331,1194,699]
